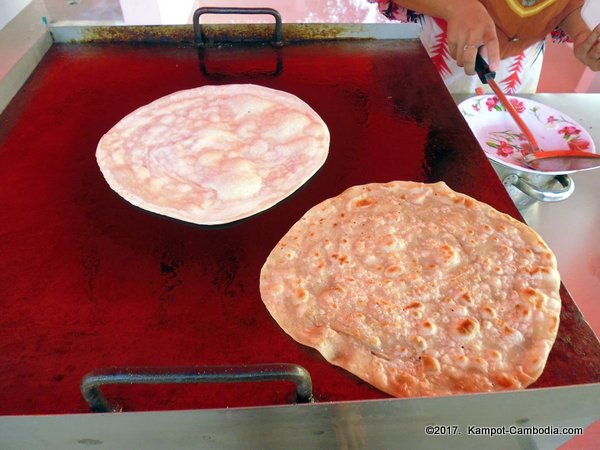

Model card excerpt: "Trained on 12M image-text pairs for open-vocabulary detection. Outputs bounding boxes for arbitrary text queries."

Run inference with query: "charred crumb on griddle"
[159,257,183,303]
[160,260,179,278]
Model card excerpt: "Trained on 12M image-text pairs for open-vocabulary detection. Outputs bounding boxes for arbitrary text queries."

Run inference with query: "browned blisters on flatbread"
[320,286,345,309]
[471,356,489,372]
[260,181,561,398]
[412,335,428,350]
[481,306,497,319]
[453,196,476,208]
[528,266,552,276]
[384,265,402,277]
[330,286,345,294]
[549,315,559,333]
[439,244,457,263]
[404,301,424,311]
[330,253,350,265]
[420,320,437,335]
[354,198,375,208]
[487,350,502,361]
[459,291,473,305]
[515,368,535,385]
[392,372,418,394]
[493,372,519,389]
[456,318,479,336]
[421,356,441,373]
[455,354,469,367]
[296,288,309,300]
[503,325,516,336]
[515,303,532,319]
[268,283,284,296]
[522,287,544,306]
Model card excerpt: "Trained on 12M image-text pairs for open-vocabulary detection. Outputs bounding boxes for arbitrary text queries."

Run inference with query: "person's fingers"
[456,41,471,67]
[479,45,489,59]
[574,25,600,70]
[575,25,600,62]
[462,44,479,75]
[585,25,600,68]
[591,39,600,58]
[452,27,498,75]
[482,29,500,71]
[455,47,463,67]
[575,24,600,59]
[587,40,600,70]
[592,23,600,40]
[448,39,458,61]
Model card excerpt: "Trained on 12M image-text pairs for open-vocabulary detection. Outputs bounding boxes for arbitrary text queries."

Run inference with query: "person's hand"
[573,24,600,71]
[444,1,500,75]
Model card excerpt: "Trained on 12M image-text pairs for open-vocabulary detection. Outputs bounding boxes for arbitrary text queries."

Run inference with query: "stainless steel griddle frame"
[0,8,598,448]
[1,384,598,449]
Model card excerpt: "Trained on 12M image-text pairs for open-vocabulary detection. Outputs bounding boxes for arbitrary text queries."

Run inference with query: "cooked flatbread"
[96,84,329,225]
[260,181,561,397]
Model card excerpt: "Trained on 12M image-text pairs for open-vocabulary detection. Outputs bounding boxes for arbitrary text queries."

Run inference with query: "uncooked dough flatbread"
[260,181,561,397]
[96,84,329,225]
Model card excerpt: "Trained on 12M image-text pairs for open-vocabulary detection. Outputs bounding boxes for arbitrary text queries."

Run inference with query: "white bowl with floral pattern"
[458,95,596,175]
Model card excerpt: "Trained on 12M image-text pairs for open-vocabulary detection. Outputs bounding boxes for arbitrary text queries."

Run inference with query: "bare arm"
[392,0,500,74]
[560,8,600,71]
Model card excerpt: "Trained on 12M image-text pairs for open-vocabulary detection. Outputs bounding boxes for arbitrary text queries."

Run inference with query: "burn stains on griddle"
[160,260,179,278]
[81,245,101,303]
[152,257,184,328]
[75,23,355,45]
[159,258,183,302]
[79,25,196,45]
[211,253,242,298]
[422,127,455,182]
[351,89,369,127]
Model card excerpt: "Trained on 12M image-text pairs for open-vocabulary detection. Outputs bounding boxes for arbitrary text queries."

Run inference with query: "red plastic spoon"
[475,53,600,172]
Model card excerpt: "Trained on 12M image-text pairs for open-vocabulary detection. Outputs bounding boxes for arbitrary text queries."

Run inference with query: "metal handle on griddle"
[193,7,284,47]
[81,363,314,412]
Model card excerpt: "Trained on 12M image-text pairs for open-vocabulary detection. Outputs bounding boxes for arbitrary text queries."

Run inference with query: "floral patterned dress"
[369,0,580,94]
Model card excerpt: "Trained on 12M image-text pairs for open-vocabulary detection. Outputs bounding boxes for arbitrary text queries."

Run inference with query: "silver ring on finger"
[463,44,480,51]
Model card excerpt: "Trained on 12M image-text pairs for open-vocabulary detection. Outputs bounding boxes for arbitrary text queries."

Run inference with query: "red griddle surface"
[0,40,598,415]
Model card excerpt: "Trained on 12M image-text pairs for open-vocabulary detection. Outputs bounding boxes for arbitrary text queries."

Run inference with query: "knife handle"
[475,51,495,84]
